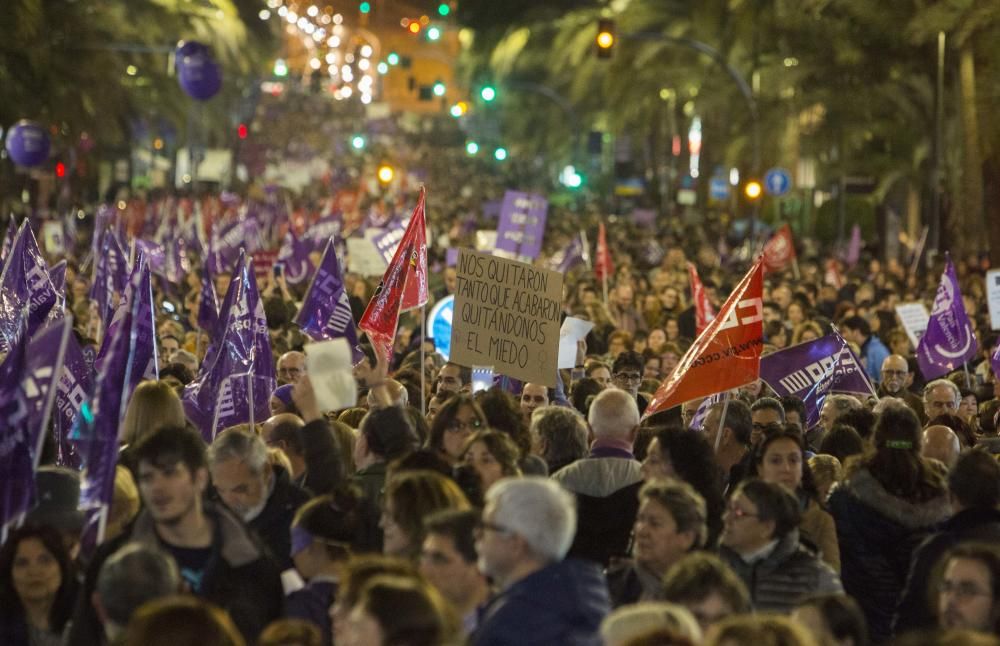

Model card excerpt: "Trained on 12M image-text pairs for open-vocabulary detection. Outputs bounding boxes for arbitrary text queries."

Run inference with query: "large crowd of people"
[3,175,1000,646]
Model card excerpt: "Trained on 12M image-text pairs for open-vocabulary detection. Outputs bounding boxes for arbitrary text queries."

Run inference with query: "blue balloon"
[5,121,50,167]
[176,41,222,101]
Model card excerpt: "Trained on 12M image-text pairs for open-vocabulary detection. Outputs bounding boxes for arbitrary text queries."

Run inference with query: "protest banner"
[917,256,978,379]
[986,269,1000,331]
[895,302,930,349]
[346,237,388,276]
[495,190,548,262]
[450,249,563,387]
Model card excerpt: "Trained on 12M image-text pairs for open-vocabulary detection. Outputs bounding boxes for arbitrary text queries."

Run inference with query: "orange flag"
[762,223,796,273]
[358,188,429,362]
[644,258,765,418]
[594,222,614,281]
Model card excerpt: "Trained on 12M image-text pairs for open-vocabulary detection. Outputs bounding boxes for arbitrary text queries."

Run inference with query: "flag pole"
[963,361,972,390]
[602,272,608,308]
[714,391,731,453]
[420,304,427,417]
[792,257,801,281]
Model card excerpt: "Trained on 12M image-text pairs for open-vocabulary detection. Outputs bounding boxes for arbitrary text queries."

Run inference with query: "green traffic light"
[351,135,365,150]
[437,3,450,16]
[466,142,479,155]
[433,82,446,96]
[427,26,441,41]
[387,52,400,65]
[359,1,371,14]
[480,86,496,102]
[494,147,508,161]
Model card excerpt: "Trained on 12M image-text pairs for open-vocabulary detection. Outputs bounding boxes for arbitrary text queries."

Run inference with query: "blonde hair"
[106,466,140,541]
[601,602,702,646]
[120,381,187,445]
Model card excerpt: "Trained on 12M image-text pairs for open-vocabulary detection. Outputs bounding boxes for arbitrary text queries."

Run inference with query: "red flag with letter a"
[594,222,614,281]
[644,258,765,418]
[688,262,715,334]
[359,188,429,362]
[762,223,796,274]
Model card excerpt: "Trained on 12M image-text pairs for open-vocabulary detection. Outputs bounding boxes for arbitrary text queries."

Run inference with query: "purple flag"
[370,220,408,264]
[95,259,159,395]
[23,318,73,466]
[0,222,58,354]
[52,331,92,469]
[446,248,459,267]
[71,260,154,553]
[0,309,36,533]
[305,212,343,253]
[690,393,725,430]
[209,217,262,275]
[197,268,219,332]
[554,234,586,273]
[89,232,129,327]
[183,251,275,440]
[135,239,168,276]
[296,237,359,353]
[760,333,876,429]
[916,256,979,379]
[276,229,315,286]
[482,200,502,219]
[0,216,16,269]
[49,260,67,295]
[495,190,548,262]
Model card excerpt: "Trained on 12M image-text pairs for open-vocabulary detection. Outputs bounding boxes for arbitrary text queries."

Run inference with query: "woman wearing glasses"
[425,395,487,465]
[719,478,842,614]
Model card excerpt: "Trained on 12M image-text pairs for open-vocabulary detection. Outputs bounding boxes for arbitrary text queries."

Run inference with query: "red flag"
[644,258,765,418]
[824,258,844,289]
[358,188,429,362]
[688,262,715,334]
[762,224,796,273]
[594,222,614,281]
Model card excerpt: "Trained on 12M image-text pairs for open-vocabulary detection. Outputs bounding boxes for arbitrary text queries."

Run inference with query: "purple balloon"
[176,41,222,101]
[5,121,50,167]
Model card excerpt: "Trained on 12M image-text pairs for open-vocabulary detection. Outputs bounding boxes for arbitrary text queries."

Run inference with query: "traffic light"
[596,19,615,58]
[480,86,496,102]
[387,52,400,65]
[437,3,450,16]
[494,147,508,161]
[55,161,66,178]
[450,102,468,118]
[237,123,248,140]
[377,164,394,183]
[432,81,446,97]
[359,2,371,14]
[744,180,763,200]
[351,135,366,150]
[427,26,441,41]
[273,58,288,77]
[466,142,479,155]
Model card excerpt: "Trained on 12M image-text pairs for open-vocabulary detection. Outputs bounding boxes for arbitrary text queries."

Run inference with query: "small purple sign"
[495,190,548,262]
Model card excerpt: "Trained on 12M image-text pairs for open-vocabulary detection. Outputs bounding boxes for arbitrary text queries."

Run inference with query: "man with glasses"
[934,544,1000,634]
[879,354,925,420]
[276,350,307,385]
[612,350,649,415]
[472,477,610,645]
[436,362,471,396]
[750,397,785,446]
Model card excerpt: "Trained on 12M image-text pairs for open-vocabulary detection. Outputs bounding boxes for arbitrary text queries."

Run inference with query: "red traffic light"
[237,123,248,140]
[55,161,66,178]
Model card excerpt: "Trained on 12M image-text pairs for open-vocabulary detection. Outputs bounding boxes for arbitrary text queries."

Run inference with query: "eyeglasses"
[474,519,514,537]
[882,369,907,377]
[939,580,993,601]
[446,419,482,433]
[613,372,643,383]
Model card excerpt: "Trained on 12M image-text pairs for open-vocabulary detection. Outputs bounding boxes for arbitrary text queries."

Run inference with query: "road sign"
[710,177,730,201]
[764,167,792,197]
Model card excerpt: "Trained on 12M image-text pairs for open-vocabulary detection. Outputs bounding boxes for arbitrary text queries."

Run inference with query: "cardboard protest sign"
[450,249,562,387]
[894,303,930,350]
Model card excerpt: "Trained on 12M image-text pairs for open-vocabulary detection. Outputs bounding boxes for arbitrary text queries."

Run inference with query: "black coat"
[297,418,346,496]
[828,466,950,644]
[246,465,311,569]
[893,507,1000,637]
[66,502,284,645]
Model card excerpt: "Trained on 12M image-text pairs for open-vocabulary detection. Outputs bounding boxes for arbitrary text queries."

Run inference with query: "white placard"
[304,338,357,412]
[475,230,497,251]
[557,317,596,369]
[895,302,930,349]
[987,269,1000,330]
[346,237,387,277]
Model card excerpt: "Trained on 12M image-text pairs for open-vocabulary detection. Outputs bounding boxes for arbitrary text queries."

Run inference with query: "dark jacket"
[551,446,644,567]
[298,419,345,496]
[828,466,950,644]
[605,559,663,608]
[893,507,1000,637]
[472,558,610,646]
[877,384,925,423]
[66,502,284,645]
[286,578,337,646]
[247,465,311,569]
[352,461,388,552]
[720,529,843,614]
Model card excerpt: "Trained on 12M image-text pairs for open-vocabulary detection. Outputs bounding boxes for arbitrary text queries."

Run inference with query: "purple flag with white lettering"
[71,260,154,553]
[23,318,72,466]
[135,239,167,277]
[90,232,129,327]
[496,190,548,262]
[183,251,275,441]
[371,220,409,265]
[276,229,314,286]
[0,309,36,534]
[52,330,92,469]
[95,259,158,395]
[0,216,16,270]
[690,393,725,431]
[760,333,876,429]
[992,338,1000,382]
[916,256,979,380]
[0,222,58,354]
[49,260,67,296]
[296,237,359,355]
[306,212,343,254]
[197,267,219,332]
[554,234,586,273]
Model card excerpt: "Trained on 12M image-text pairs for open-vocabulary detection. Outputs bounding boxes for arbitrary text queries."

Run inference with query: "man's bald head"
[587,388,640,440]
[368,378,408,408]
[277,351,307,385]
[922,425,961,469]
[880,354,910,395]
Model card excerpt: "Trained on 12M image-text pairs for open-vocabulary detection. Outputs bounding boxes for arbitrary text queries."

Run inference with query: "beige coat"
[800,498,840,572]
